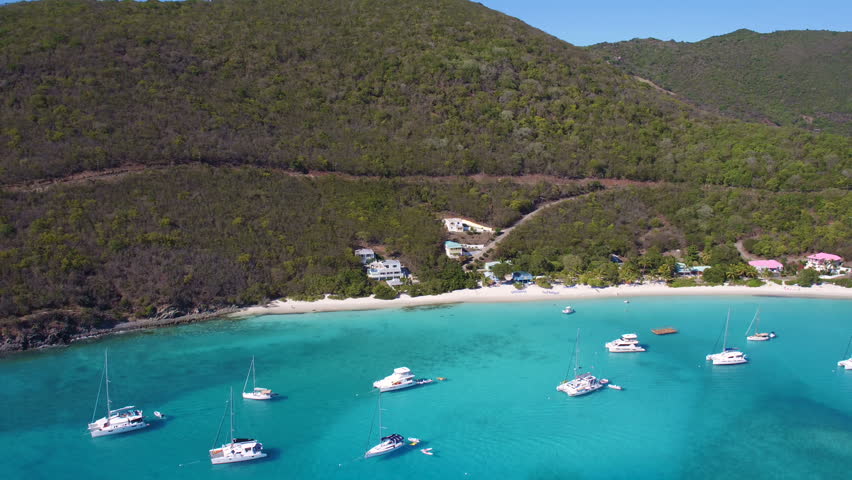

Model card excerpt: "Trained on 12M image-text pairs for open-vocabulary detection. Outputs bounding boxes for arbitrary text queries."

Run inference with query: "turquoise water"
[2,296,851,479]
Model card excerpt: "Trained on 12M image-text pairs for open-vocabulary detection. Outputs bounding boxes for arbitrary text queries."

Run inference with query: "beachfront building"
[675,263,712,276]
[511,271,534,284]
[354,248,376,264]
[805,253,843,274]
[445,241,464,259]
[443,217,494,233]
[748,259,783,274]
[366,260,405,281]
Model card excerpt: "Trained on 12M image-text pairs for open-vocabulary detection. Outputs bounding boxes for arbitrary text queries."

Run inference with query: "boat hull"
[374,381,415,392]
[242,392,274,400]
[365,442,404,458]
[210,452,267,464]
[89,421,149,438]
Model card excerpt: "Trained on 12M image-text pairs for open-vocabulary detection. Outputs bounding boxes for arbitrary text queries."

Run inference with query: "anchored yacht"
[87,350,149,438]
[556,329,605,397]
[605,333,646,353]
[242,356,277,400]
[373,367,416,392]
[209,388,267,465]
[706,310,748,365]
[837,357,852,370]
[365,394,405,458]
[746,309,776,341]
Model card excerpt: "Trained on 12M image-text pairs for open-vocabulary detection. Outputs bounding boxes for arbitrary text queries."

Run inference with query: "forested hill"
[0,0,849,191]
[589,30,852,136]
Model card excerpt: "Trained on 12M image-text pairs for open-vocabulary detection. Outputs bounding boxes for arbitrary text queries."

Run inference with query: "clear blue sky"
[478,0,852,46]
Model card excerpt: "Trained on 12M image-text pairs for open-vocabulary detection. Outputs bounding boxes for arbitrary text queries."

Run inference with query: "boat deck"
[651,327,678,335]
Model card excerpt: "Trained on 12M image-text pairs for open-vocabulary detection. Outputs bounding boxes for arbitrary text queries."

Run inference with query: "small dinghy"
[607,384,623,390]
[421,448,434,456]
[408,437,421,445]
[415,379,433,385]
[154,411,165,419]
[562,306,575,314]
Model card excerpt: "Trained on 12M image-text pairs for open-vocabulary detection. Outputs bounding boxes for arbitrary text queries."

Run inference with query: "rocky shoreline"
[0,306,240,354]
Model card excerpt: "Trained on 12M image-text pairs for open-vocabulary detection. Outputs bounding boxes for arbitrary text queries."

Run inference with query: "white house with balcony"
[443,217,494,233]
[366,260,405,281]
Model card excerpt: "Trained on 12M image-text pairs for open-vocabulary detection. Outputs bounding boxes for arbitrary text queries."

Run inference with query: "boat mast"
[252,356,257,390]
[243,359,252,394]
[574,328,581,377]
[377,393,383,441]
[722,309,730,351]
[229,387,235,442]
[104,350,112,416]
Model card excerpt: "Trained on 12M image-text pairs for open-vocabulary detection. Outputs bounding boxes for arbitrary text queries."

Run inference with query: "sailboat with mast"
[364,393,405,458]
[209,387,267,465]
[557,328,604,396]
[87,350,149,437]
[838,336,852,370]
[706,309,748,365]
[746,308,776,341]
[242,356,277,400]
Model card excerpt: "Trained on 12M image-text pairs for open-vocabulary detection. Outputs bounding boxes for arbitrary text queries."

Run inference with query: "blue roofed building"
[511,271,534,283]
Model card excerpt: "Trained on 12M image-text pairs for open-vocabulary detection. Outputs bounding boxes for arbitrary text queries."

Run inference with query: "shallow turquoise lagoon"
[2,296,851,479]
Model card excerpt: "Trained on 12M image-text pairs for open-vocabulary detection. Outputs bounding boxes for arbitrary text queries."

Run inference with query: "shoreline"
[232,282,852,317]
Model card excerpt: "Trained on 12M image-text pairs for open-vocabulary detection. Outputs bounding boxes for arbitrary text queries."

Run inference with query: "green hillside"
[0,1,848,190]
[589,29,852,136]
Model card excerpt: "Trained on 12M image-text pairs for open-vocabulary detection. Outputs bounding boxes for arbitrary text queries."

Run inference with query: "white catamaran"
[87,350,149,438]
[242,356,277,400]
[707,309,748,365]
[209,388,267,465]
[364,393,405,458]
[557,328,605,397]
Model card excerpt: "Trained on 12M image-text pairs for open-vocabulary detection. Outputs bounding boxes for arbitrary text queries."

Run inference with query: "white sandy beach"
[233,282,852,317]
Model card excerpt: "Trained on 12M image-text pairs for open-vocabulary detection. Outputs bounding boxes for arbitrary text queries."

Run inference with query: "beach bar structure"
[748,259,783,273]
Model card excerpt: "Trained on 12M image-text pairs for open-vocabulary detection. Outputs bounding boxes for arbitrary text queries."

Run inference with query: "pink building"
[748,260,783,273]
[805,253,843,273]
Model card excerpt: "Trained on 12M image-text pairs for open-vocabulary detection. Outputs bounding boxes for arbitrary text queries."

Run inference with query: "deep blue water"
[1,296,850,479]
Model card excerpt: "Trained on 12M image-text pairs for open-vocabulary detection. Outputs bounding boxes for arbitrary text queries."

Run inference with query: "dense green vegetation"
[494,185,851,281]
[0,165,594,322]
[589,30,852,136]
[0,1,849,190]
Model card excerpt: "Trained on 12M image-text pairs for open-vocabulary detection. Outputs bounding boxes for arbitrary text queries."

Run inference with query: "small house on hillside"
[511,271,533,284]
[354,248,376,264]
[443,217,494,233]
[748,259,783,273]
[805,253,843,273]
[444,241,464,259]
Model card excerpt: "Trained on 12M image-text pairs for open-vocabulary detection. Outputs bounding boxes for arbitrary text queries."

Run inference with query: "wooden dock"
[651,327,678,335]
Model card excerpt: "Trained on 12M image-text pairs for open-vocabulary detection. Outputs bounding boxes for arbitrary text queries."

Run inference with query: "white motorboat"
[87,350,149,438]
[746,309,776,341]
[364,394,405,458]
[209,388,267,465]
[605,333,646,353]
[562,306,575,314]
[373,367,416,392]
[706,310,748,365]
[556,328,605,397]
[242,356,277,400]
